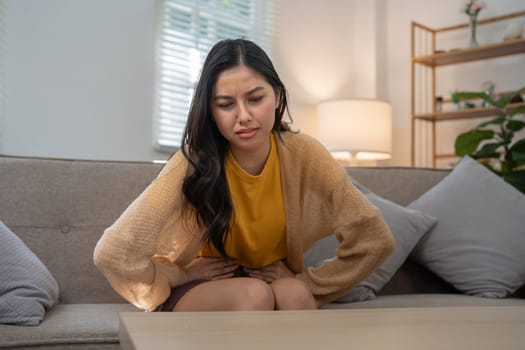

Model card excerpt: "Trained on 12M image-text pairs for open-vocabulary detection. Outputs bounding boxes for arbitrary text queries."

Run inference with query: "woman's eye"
[218,103,233,109]
[249,96,263,104]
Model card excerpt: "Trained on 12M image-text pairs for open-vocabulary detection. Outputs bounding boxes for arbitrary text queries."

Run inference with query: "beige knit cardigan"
[94,131,394,311]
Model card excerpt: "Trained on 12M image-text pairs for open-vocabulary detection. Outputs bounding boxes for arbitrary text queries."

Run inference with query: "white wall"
[0,0,167,161]
[274,0,387,137]
[1,0,523,164]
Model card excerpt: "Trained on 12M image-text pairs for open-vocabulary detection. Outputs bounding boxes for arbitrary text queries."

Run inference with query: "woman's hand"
[183,257,239,281]
[244,260,294,283]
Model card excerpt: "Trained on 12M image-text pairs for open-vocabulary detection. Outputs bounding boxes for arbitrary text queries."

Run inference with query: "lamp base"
[333,157,380,167]
[330,151,389,167]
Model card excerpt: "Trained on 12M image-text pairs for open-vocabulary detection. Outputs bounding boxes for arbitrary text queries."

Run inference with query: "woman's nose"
[237,104,252,123]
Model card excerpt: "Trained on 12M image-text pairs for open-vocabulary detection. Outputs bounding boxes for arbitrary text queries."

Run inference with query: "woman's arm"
[93,151,196,311]
[303,152,394,306]
[278,133,394,307]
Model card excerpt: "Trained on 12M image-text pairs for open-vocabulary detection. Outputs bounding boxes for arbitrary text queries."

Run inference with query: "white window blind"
[154,0,274,152]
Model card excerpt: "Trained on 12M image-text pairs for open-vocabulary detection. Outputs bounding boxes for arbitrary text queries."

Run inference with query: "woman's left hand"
[244,260,294,283]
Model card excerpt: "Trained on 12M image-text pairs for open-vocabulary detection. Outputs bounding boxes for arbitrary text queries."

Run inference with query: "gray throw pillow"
[408,156,525,298]
[0,220,59,326]
[304,179,437,303]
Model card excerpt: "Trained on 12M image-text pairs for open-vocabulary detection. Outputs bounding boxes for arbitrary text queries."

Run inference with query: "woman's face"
[211,65,278,157]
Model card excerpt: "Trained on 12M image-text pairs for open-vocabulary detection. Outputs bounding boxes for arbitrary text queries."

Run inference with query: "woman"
[94,39,394,312]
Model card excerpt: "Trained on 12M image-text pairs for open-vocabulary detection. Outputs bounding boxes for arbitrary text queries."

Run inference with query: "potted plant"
[453,86,525,193]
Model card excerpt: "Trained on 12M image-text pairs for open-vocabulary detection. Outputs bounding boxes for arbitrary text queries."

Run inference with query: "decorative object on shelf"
[503,21,524,41]
[451,90,462,109]
[317,99,392,162]
[453,86,525,193]
[510,93,524,104]
[464,0,487,48]
[481,81,496,108]
[451,90,476,109]
[435,96,444,112]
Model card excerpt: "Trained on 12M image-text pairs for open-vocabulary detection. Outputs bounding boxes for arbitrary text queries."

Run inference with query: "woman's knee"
[236,278,275,310]
[173,278,275,311]
[271,278,317,310]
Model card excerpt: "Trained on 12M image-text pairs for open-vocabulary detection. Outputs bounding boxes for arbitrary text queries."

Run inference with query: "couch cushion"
[0,220,59,326]
[346,167,450,206]
[409,156,525,298]
[0,303,140,349]
[304,182,437,302]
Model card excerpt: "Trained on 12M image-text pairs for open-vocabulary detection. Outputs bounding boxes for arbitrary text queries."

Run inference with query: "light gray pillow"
[0,220,59,326]
[408,156,525,298]
[304,181,437,303]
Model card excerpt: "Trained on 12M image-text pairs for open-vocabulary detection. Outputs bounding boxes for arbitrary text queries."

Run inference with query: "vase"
[469,15,479,48]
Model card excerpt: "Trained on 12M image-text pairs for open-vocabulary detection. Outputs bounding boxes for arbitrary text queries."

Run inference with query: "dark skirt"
[156,266,249,312]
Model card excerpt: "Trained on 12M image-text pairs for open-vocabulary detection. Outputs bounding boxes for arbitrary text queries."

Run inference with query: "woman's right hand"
[183,257,239,281]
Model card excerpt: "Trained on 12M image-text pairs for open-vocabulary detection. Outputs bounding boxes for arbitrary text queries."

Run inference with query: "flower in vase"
[463,1,486,47]
[464,0,487,17]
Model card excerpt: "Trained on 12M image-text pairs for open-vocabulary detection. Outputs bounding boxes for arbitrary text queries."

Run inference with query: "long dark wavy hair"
[180,38,291,259]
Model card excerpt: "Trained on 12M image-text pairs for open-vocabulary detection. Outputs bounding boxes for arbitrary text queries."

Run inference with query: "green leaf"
[515,158,525,167]
[498,86,525,109]
[509,139,525,163]
[451,91,461,104]
[454,130,494,156]
[474,142,502,158]
[510,139,525,153]
[503,171,525,194]
[453,91,497,107]
[506,120,525,132]
[510,104,525,117]
[512,151,525,162]
[478,116,506,128]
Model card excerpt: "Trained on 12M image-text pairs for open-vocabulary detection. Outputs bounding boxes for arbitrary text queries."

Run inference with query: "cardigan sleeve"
[288,135,395,307]
[93,151,194,311]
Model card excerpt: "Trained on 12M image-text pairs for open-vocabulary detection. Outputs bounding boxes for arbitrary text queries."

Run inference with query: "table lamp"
[317,99,392,162]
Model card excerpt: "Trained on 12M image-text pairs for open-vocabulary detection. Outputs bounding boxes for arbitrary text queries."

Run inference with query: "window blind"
[154,0,274,152]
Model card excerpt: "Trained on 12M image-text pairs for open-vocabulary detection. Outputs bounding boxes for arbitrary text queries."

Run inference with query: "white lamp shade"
[317,99,392,160]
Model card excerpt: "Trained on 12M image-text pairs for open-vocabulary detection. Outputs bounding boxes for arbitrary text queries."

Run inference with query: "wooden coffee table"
[119,306,525,350]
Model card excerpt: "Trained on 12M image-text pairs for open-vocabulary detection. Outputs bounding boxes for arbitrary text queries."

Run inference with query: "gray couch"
[1,155,524,349]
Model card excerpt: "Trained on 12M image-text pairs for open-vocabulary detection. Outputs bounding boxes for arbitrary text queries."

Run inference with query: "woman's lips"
[236,128,258,139]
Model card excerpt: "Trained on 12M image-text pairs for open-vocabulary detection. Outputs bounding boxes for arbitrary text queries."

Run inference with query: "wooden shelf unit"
[414,102,525,121]
[410,10,525,167]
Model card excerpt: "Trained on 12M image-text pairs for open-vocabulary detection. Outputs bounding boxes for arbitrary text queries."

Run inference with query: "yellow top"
[199,133,286,268]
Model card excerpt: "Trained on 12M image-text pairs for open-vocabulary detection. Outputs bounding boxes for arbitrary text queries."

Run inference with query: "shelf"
[411,10,525,168]
[413,38,525,67]
[413,102,525,122]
